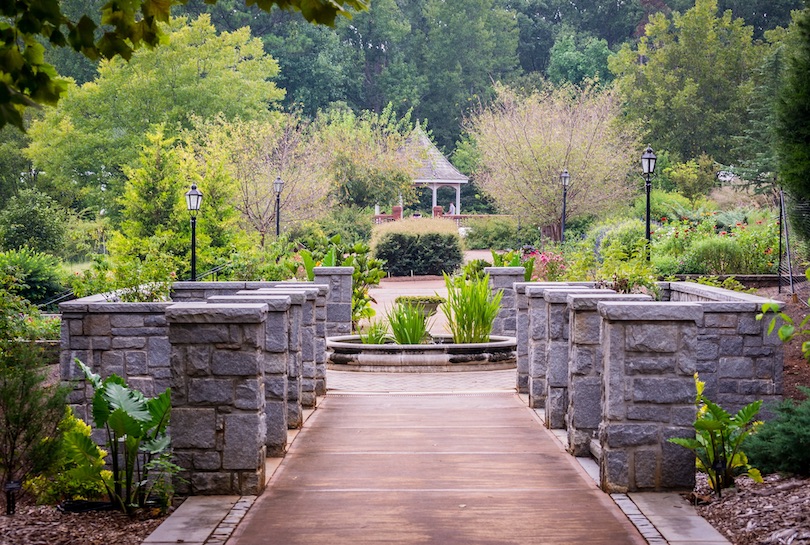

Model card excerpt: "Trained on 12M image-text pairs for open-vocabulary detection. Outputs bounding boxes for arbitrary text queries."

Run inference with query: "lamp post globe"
[185,184,203,281]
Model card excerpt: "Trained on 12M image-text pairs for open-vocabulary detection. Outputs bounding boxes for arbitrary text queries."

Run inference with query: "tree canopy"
[0,0,367,129]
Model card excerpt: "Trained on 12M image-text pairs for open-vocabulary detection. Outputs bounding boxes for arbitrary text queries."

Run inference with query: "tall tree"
[546,27,613,86]
[776,9,810,223]
[610,0,763,164]
[465,84,638,233]
[25,15,284,220]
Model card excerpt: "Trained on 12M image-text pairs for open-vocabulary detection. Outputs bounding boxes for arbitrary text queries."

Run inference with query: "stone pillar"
[543,288,613,429]
[484,267,524,337]
[244,287,320,412]
[432,205,443,217]
[59,299,172,423]
[207,295,294,455]
[598,301,702,493]
[525,285,595,409]
[392,205,402,220]
[513,282,534,394]
[566,293,652,456]
[167,302,283,496]
[314,266,354,337]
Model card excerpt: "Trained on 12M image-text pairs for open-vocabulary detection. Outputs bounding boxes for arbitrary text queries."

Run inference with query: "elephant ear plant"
[65,360,179,514]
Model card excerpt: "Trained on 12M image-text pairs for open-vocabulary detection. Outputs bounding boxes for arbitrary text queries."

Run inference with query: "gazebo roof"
[410,129,468,185]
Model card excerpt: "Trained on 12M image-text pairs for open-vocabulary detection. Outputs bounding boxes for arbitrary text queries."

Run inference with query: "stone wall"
[314,266,353,337]
[60,299,173,422]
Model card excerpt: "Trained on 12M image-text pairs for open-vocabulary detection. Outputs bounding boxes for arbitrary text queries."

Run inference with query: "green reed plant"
[442,273,502,343]
[360,320,391,344]
[387,302,431,344]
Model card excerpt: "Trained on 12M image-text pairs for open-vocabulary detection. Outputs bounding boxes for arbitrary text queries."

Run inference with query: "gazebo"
[411,129,468,215]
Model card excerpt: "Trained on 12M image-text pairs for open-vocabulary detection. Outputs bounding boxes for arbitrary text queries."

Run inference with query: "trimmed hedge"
[374,231,463,276]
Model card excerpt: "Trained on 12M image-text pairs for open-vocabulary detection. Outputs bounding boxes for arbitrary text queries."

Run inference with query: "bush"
[0,188,66,255]
[0,247,66,306]
[464,217,519,250]
[744,387,810,476]
[682,237,746,275]
[632,189,691,224]
[373,219,463,277]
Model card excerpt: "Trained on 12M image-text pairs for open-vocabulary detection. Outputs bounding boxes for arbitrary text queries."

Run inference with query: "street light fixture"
[274,176,284,237]
[560,169,570,244]
[641,146,657,258]
[185,183,203,281]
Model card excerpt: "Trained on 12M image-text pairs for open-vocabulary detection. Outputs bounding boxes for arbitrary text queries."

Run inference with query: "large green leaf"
[146,388,171,434]
[103,383,151,422]
[732,400,763,427]
[107,407,146,438]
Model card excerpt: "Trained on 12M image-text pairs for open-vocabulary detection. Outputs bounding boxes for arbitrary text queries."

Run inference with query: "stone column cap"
[208,294,295,311]
[669,281,777,304]
[166,302,273,323]
[598,301,703,322]
[314,266,354,275]
[172,281,248,290]
[567,293,652,310]
[544,288,615,303]
[484,267,525,275]
[251,287,318,300]
[60,300,173,313]
[244,281,329,296]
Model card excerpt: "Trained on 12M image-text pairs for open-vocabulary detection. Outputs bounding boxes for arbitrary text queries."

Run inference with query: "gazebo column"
[455,185,461,214]
[431,183,438,209]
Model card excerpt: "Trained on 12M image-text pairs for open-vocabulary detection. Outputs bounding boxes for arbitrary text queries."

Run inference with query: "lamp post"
[641,146,657,259]
[560,169,570,244]
[274,176,284,237]
[185,183,203,281]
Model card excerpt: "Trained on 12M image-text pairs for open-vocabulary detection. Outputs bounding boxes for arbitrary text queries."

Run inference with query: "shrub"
[0,281,68,506]
[0,247,66,306]
[70,252,176,302]
[461,259,492,281]
[26,408,109,504]
[0,188,66,255]
[631,189,691,224]
[442,273,502,343]
[744,387,810,476]
[682,237,746,275]
[373,219,463,276]
[464,216,519,250]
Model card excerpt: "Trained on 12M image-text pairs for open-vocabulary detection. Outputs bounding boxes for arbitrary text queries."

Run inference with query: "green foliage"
[681,238,746,275]
[632,190,693,225]
[26,407,109,504]
[0,0,366,130]
[373,225,463,277]
[669,374,763,497]
[69,360,177,514]
[461,259,492,282]
[387,302,431,345]
[315,206,374,246]
[70,253,175,302]
[491,249,535,281]
[693,276,757,294]
[359,320,390,345]
[0,282,68,500]
[663,155,718,202]
[463,216,525,250]
[609,0,763,164]
[394,295,445,306]
[758,290,810,361]
[223,241,299,282]
[442,273,502,344]
[546,27,613,86]
[744,387,810,476]
[0,188,67,255]
[0,248,66,306]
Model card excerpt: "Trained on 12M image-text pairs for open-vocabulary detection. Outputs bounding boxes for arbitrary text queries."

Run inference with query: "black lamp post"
[185,183,203,281]
[560,169,570,244]
[274,176,284,237]
[641,146,657,258]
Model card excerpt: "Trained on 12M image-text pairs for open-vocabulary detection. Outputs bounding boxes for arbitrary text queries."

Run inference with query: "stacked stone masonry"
[513,279,783,493]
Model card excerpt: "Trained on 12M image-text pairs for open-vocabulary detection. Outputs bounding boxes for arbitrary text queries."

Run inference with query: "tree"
[465,84,638,233]
[775,9,810,240]
[312,105,419,209]
[192,115,329,246]
[609,0,764,164]
[0,0,367,129]
[546,27,613,86]
[663,154,718,202]
[25,15,284,220]
[0,189,67,255]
